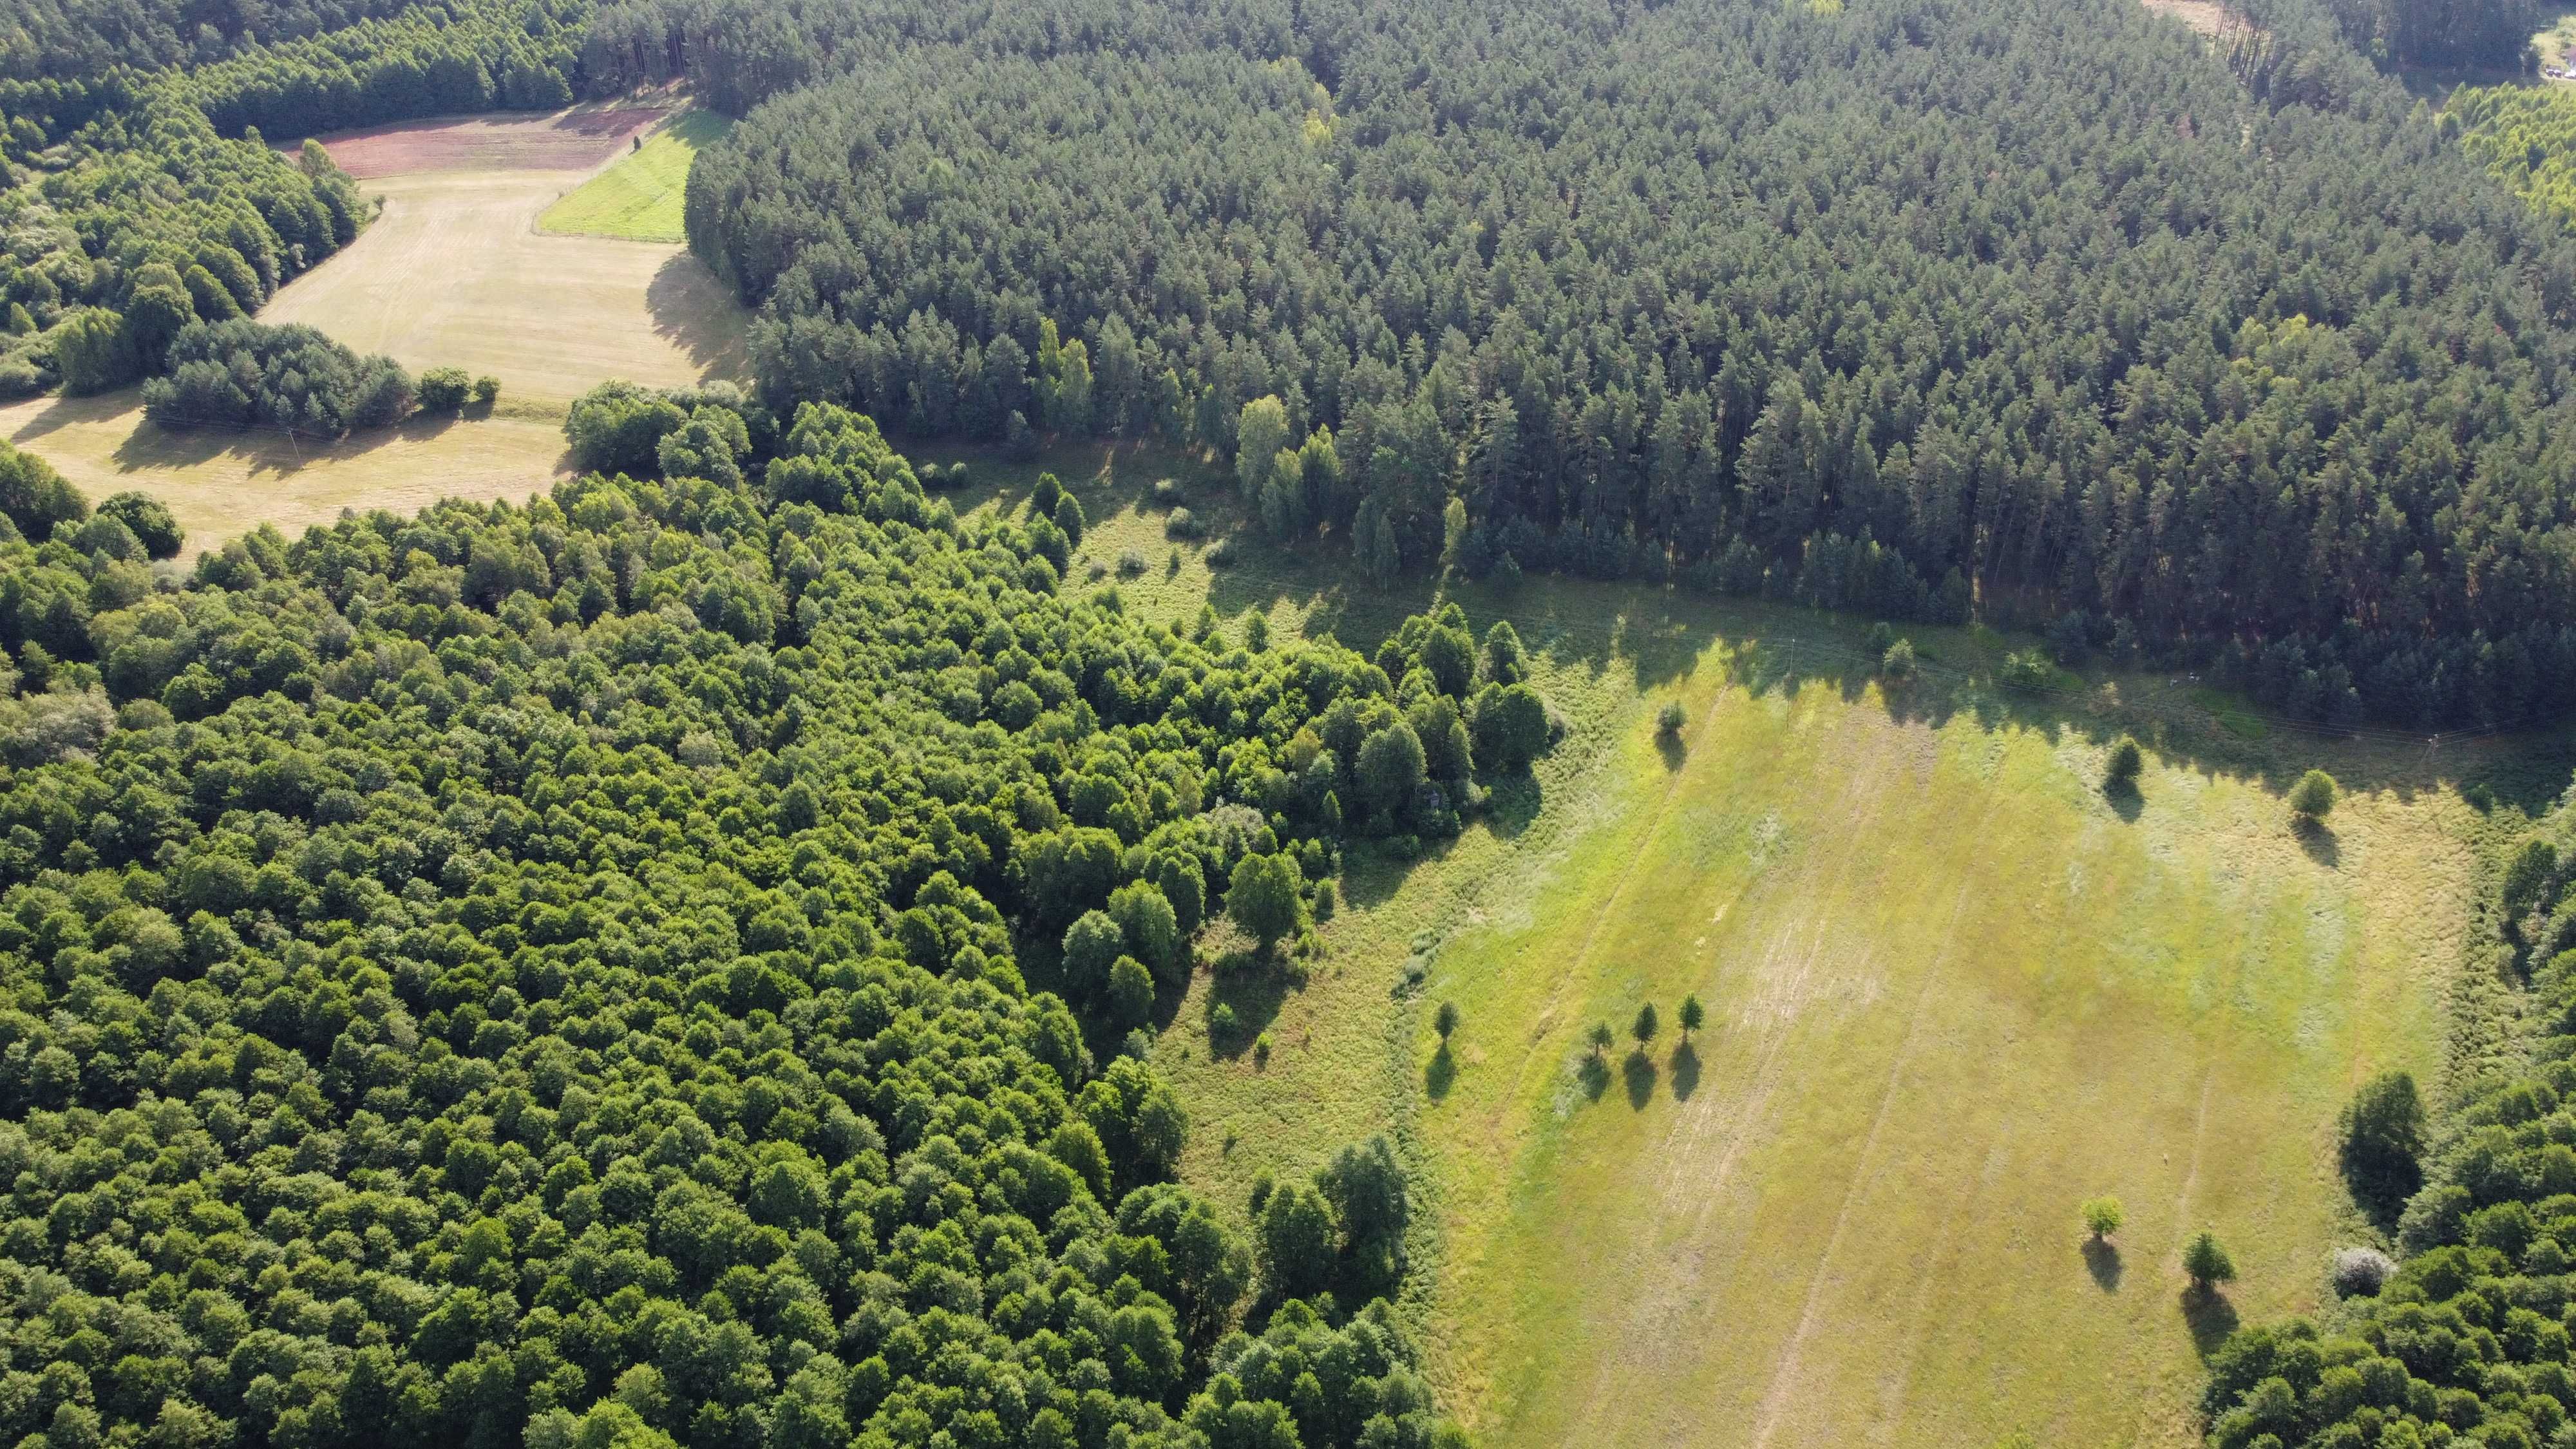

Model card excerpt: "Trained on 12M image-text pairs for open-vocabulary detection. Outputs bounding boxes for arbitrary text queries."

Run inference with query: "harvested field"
[0,390,570,551]
[260,165,748,408]
[300,106,668,178]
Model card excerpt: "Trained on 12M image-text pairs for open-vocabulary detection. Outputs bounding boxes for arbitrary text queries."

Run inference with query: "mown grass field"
[538,110,734,242]
[0,389,571,551]
[911,433,2543,1445]
[263,111,748,410]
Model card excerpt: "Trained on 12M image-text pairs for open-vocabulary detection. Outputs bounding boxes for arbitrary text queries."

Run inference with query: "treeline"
[0,0,434,86]
[674,0,2576,726]
[0,108,368,398]
[0,384,1540,1447]
[171,0,591,141]
[2202,803,2576,1447]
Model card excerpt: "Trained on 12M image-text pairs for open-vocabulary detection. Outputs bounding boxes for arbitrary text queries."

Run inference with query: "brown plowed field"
[303,107,667,178]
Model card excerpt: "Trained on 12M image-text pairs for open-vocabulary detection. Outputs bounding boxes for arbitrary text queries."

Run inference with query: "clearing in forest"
[538,109,734,242]
[0,390,571,551]
[1036,466,2505,1444]
[261,108,748,410]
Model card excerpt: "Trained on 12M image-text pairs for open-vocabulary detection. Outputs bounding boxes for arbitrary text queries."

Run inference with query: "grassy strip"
[536,110,734,242]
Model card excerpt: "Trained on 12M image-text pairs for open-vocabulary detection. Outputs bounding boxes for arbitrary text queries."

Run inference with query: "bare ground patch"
[300,106,669,178]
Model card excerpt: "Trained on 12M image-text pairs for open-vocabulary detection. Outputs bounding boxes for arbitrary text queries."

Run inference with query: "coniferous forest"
[652,0,2576,726]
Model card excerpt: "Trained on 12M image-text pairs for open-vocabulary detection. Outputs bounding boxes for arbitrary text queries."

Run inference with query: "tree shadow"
[2105,779,2143,822]
[1622,1048,1658,1108]
[646,252,752,381]
[109,407,463,479]
[1425,1042,1455,1101]
[1479,770,1544,840]
[1670,1040,1701,1101]
[1578,1054,1611,1102]
[1204,956,1291,1061]
[2295,818,2341,869]
[2183,1284,2239,1358]
[1656,727,1687,773]
[2082,1238,2123,1293]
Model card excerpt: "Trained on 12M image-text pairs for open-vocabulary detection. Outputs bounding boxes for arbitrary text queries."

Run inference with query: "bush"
[417,366,471,414]
[2291,769,2338,821]
[1117,547,1147,577]
[2184,1230,2236,1289]
[1151,477,1185,507]
[1165,506,1203,540]
[1998,649,2054,690]
[2105,736,2142,790]
[1205,535,1235,567]
[1881,638,1916,677]
[2330,1246,2394,1298]
[1656,700,1687,737]
[2081,1195,2124,1240]
[471,375,500,406]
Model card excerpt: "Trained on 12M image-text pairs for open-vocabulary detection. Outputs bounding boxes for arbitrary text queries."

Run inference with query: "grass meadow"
[905,432,2553,1446]
[538,110,734,242]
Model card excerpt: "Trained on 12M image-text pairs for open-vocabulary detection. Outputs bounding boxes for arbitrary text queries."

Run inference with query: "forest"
[652,0,2576,726]
[0,375,1537,1448]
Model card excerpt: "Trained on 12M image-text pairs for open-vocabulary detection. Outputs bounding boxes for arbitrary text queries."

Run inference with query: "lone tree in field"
[2081,1196,2125,1241]
[1587,1021,1614,1060]
[1632,1002,1659,1049]
[2290,769,2338,824]
[1434,1001,1459,1041]
[2105,736,2143,792]
[1678,994,1705,1043]
[1657,701,1687,738]
[2184,1230,2237,1292]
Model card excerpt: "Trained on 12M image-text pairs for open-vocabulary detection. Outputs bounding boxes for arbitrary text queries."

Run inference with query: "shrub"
[1657,700,1687,737]
[1434,1001,1459,1039]
[417,366,471,414]
[1117,547,1147,577]
[1205,535,1235,567]
[2081,1196,2124,1240]
[1165,506,1204,539]
[471,375,500,406]
[1998,649,2054,690]
[1882,638,1917,677]
[2291,769,2338,821]
[2105,736,2143,790]
[1151,477,1185,507]
[2184,1230,2236,1289]
[2331,1246,2394,1298]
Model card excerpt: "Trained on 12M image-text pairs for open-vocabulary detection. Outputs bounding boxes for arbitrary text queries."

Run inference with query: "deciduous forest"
[0,388,1519,1449]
